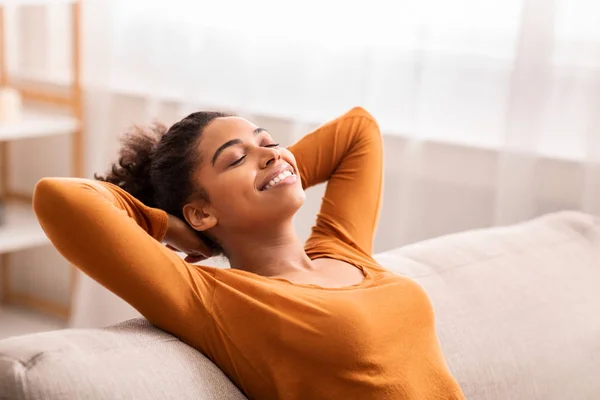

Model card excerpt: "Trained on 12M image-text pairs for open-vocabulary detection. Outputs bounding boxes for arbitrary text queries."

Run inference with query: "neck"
[223,221,313,277]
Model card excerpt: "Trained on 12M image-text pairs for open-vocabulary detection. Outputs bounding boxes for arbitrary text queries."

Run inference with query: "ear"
[183,202,217,232]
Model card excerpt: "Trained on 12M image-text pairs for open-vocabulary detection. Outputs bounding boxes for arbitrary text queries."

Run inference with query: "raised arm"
[288,107,383,256]
[33,178,213,342]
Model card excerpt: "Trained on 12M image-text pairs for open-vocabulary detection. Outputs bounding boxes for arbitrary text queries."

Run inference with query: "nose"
[260,147,281,169]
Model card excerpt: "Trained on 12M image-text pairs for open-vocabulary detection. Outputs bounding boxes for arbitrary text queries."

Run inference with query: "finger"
[194,244,213,259]
[165,244,181,252]
[184,255,207,263]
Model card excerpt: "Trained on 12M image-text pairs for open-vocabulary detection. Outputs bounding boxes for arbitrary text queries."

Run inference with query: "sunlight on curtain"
[6,0,600,158]
[102,0,600,161]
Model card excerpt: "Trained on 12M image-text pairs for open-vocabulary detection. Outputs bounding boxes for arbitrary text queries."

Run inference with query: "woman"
[34,107,465,399]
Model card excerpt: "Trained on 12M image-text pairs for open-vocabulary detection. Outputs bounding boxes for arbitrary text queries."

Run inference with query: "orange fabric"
[33,107,464,400]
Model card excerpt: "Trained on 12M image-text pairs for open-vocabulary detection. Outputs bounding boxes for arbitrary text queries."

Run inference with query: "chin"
[291,189,306,210]
[282,186,306,213]
[265,185,306,218]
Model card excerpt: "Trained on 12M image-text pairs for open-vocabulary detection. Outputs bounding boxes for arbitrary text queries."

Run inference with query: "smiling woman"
[33,107,465,399]
[161,113,307,261]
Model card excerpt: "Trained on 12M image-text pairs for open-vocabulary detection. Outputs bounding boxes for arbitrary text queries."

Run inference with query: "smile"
[262,170,296,191]
[259,162,298,191]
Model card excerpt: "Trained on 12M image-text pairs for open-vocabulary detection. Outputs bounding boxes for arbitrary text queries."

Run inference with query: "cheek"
[209,169,258,214]
[280,149,297,169]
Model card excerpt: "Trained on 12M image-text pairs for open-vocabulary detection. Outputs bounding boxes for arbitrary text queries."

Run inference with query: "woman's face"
[192,116,306,234]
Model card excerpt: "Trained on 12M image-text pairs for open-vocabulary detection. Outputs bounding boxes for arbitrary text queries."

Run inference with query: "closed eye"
[229,155,246,167]
[228,144,279,167]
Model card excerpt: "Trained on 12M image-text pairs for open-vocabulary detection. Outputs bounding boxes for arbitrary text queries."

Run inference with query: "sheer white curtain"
[82,0,600,231]
[13,0,600,326]
[95,0,600,155]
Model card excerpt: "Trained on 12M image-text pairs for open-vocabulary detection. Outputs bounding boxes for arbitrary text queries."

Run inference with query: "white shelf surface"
[0,306,65,340]
[0,109,78,141]
[0,0,76,6]
[0,201,49,255]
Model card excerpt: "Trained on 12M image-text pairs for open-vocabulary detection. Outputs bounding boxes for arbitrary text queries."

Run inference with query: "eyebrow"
[211,127,267,166]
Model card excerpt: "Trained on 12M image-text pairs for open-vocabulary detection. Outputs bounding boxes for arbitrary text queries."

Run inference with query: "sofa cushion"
[374,210,600,400]
[0,318,246,400]
[1,211,598,400]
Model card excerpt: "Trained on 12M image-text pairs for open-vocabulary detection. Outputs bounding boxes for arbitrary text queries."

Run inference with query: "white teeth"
[263,169,294,191]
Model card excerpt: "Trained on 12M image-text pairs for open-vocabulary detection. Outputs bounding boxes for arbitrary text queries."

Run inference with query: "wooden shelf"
[0,305,65,340]
[0,109,78,141]
[0,200,48,255]
[0,0,82,323]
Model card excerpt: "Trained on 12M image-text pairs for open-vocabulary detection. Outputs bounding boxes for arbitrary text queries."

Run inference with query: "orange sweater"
[34,108,464,400]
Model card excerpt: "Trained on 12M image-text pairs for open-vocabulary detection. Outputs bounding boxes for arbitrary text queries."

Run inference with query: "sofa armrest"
[0,319,246,400]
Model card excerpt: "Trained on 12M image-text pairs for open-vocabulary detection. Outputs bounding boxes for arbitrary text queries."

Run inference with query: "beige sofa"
[1,211,599,400]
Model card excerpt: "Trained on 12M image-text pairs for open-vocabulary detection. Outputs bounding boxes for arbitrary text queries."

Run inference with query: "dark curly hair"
[95,111,231,254]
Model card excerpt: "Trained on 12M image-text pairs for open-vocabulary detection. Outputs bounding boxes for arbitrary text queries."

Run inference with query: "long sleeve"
[288,107,383,256]
[33,178,214,341]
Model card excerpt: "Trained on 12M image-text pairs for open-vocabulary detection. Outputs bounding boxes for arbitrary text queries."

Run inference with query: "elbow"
[33,177,85,246]
[350,106,380,128]
[349,106,374,120]
[33,178,55,212]
[33,177,69,222]
[348,106,382,142]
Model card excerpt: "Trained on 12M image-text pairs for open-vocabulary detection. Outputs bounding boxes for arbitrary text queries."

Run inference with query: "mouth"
[259,163,297,191]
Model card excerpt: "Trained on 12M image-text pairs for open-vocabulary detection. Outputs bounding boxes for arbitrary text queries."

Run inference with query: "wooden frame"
[0,1,83,320]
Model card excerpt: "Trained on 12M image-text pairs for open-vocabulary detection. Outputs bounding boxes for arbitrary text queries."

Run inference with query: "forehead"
[201,117,258,151]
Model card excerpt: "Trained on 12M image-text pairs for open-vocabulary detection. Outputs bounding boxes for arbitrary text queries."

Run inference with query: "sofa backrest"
[1,211,599,399]
[375,210,600,400]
